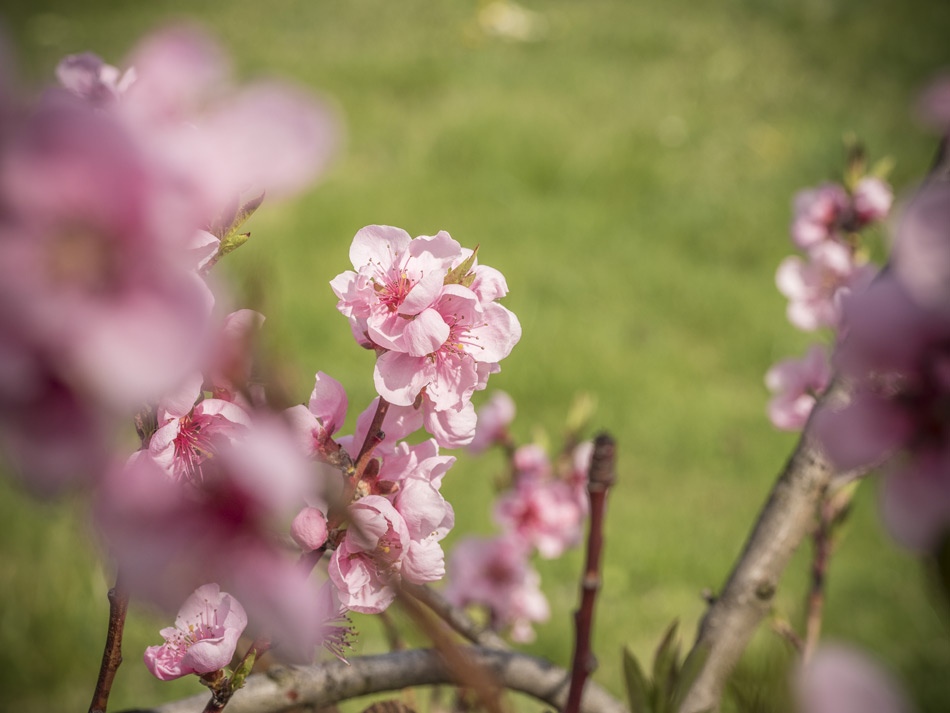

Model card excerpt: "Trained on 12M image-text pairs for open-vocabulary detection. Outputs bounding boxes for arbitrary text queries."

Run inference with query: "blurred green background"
[2,0,950,711]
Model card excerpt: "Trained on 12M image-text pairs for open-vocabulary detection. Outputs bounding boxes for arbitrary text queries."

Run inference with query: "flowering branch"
[119,648,629,713]
[89,572,130,713]
[677,379,860,713]
[565,432,617,713]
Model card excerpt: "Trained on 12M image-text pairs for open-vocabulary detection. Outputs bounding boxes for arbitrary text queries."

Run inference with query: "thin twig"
[89,571,130,713]
[565,433,617,713]
[118,647,628,713]
[802,499,832,664]
[401,583,510,651]
[394,584,507,713]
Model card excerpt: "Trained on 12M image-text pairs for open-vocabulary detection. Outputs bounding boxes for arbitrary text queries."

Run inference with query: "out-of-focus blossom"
[494,445,585,559]
[144,583,246,681]
[815,182,950,550]
[915,73,950,132]
[206,309,265,404]
[444,535,549,643]
[468,390,516,454]
[790,183,850,250]
[796,645,913,713]
[56,52,135,108]
[891,183,950,312]
[765,344,831,431]
[852,176,894,226]
[776,241,877,332]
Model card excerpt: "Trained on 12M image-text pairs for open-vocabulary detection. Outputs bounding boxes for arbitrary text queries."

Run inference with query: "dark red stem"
[354,398,390,481]
[564,433,616,713]
[89,571,130,713]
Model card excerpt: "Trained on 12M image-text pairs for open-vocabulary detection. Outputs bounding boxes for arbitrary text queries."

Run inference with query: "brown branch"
[565,433,617,713]
[89,571,130,713]
[354,398,390,480]
[401,582,510,651]
[677,378,858,713]
[118,647,629,713]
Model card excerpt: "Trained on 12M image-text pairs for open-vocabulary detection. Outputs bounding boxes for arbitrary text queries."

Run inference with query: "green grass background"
[1,0,949,710]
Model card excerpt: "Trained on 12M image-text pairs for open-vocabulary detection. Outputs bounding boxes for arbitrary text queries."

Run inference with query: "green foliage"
[622,621,711,713]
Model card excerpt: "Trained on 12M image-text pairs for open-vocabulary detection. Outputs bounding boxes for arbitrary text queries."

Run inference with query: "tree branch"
[119,647,629,713]
[677,378,854,713]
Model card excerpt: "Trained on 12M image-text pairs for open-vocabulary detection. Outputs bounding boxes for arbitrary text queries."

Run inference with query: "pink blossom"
[891,183,950,312]
[852,176,893,226]
[444,535,549,643]
[468,390,516,454]
[915,73,950,131]
[494,447,585,559]
[330,225,462,350]
[814,272,950,549]
[291,506,328,552]
[0,94,212,412]
[373,284,521,409]
[776,241,876,332]
[97,413,316,610]
[144,583,247,681]
[285,372,350,461]
[328,495,411,613]
[206,309,266,404]
[148,383,251,485]
[56,52,135,108]
[110,26,338,225]
[765,344,831,431]
[796,645,912,713]
[790,183,849,250]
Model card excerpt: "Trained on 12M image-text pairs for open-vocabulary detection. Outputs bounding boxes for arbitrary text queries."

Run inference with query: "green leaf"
[653,619,680,710]
[444,244,479,285]
[217,232,251,259]
[623,645,652,713]
[671,643,711,712]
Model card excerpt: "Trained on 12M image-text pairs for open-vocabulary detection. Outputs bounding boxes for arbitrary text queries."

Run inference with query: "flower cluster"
[0,27,335,496]
[815,181,950,550]
[766,159,892,432]
[443,392,591,641]
[332,225,521,448]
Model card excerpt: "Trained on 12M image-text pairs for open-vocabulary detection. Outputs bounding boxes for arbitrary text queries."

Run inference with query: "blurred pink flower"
[765,344,831,431]
[494,447,584,559]
[796,645,912,713]
[444,534,549,643]
[776,241,876,332]
[852,176,893,226]
[56,52,135,108]
[144,583,247,681]
[790,183,849,250]
[468,390,516,454]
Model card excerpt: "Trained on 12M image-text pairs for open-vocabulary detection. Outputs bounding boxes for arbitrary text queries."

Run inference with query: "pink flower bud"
[291,506,328,552]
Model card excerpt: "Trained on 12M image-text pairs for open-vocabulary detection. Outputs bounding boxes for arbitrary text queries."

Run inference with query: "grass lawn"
[2,0,950,710]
